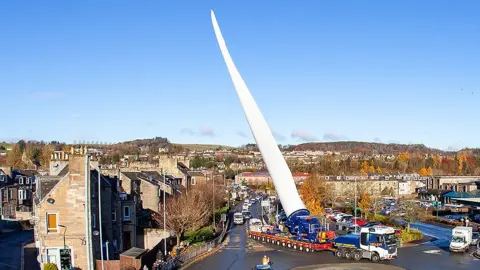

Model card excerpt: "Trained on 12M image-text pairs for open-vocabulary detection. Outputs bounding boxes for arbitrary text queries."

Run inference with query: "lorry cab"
[334,225,397,262]
[234,212,244,225]
[359,226,397,261]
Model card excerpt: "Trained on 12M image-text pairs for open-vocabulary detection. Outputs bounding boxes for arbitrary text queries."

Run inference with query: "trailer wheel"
[305,247,311,253]
[262,237,265,242]
[276,241,280,245]
[299,246,303,251]
[371,252,380,263]
[335,249,343,258]
[293,244,298,250]
[353,250,361,261]
[288,243,292,248]
[266,238,270,243]
[343,249,352,260]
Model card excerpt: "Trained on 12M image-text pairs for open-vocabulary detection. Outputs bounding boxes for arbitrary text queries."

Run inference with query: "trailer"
[247,230,335,252]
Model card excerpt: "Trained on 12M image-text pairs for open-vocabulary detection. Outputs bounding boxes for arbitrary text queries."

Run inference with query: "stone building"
[0,169,37,220]
[34,152,124,269]
[158,155,191,188]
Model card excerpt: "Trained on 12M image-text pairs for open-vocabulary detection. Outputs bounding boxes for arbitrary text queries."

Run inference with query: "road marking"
[423,249,442,254]
[0,261,19,269]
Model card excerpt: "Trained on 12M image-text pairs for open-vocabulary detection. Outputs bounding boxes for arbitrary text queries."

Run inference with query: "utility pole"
[98,168,104,270]
[354,178,357,220]
[163,169,167,258]
[212,167,215,228]
[85,153,93,270]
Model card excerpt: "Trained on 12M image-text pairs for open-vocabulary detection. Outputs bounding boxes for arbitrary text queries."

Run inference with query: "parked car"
[352,217,367,226]
[472,232,479,246]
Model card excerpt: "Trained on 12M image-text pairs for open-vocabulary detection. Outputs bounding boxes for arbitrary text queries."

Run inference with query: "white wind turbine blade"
[210,10,306,217]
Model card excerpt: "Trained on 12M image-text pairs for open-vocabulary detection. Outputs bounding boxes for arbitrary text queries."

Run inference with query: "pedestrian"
[465,218,469,227]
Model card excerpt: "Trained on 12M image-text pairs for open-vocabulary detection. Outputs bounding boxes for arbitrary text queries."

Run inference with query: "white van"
[234,212,244,225]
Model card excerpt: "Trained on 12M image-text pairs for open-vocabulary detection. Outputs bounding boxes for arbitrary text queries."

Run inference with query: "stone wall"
[140,181,159,212]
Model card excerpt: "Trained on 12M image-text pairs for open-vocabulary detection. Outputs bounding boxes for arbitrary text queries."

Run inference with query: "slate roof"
[188,171,205,177]
[37,176,62,200]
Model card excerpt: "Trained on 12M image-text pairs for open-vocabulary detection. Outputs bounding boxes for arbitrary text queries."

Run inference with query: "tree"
[397,152,409,163]
[393,200,424,232]
[357,192,372,219]
[418,167,433,177]
[299,174,329,215]
[6,144,24,168]
[154,187,210,245]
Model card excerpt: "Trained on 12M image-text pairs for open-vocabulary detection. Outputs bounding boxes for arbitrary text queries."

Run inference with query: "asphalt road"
[188,201,480,270]
[0,230,34,270]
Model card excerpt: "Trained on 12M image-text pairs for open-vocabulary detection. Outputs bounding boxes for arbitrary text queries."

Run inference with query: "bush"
[368,214,396,226]
[401,229,423,243]
[184,226,215,244]
[43,263,58,270]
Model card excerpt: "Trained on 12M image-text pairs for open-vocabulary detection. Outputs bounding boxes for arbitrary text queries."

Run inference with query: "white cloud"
[272,131,286,142]
[198,126,216,137]
[291,130,318,142]
[323,133,348,141]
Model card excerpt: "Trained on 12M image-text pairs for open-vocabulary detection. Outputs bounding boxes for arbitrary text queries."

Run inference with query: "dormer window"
[19,177,24,184]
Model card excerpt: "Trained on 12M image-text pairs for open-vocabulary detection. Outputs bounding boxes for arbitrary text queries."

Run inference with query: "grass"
[173,143,235,151]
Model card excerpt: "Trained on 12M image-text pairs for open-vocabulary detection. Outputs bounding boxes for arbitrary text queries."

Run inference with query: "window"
[93,214,96,228]
[47,213,58,233]
[123,206,131,221]
[19,177,24,184]
[119,193,127,200]
[112,211,116,222]
[8,189,12,200]
[26,177,30,184]
[191,177,196,185]
[0,175,5,182]
[18,190,26,200]
[360,232,368,246]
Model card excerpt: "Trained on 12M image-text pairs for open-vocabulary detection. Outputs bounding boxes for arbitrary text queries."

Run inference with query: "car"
[332,212,347,222]
[242,211,252,220]
[352,217,367,226]
[472,232,479,246]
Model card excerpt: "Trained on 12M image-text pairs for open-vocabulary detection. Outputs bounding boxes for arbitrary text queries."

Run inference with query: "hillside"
[174,143,235,151]
[291,141,447,155]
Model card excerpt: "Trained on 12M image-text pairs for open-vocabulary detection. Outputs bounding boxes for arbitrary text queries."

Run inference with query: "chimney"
[69,153,87,176]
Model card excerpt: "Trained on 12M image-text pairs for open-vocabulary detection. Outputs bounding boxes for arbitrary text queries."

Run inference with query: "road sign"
[261,200,270,207]
[221,214,227,222]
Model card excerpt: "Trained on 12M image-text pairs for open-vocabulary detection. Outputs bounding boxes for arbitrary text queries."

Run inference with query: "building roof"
[36,175,63,201]
[15,169,39,177]
[452,198,480,207]
[188,171,205,177]
[121,247,147,258]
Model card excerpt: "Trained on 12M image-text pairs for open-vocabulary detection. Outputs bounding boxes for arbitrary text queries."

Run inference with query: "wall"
[143,228,169,250]
[140,181,160,212]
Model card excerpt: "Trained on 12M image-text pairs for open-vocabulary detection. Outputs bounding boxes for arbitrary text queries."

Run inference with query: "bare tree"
[393,200,425,232]
[154,188,211,245]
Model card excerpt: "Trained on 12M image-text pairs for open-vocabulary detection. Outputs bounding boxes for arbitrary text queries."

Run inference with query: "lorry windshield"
[381,233,396,245]
[451,236,465,243]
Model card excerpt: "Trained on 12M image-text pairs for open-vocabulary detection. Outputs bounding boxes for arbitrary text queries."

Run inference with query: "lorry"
[449,226,473,252]
[234,212,244,225]
[248,228,336,252]
[332,225,398,262]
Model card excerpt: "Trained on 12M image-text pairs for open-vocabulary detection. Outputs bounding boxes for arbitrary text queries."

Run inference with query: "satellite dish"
[47,198,55,204]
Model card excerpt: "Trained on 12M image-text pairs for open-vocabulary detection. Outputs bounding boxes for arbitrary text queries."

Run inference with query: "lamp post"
[58,225,67,249]
[163,170,167,258]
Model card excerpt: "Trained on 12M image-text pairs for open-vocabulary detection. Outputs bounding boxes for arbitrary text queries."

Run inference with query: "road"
[188,201,480,270]
[0,230,34,270]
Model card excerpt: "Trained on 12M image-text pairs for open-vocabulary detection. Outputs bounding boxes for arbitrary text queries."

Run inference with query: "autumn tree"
[154,187,210,245]
[6,144,25,169]
[299,174,329,215]
[357,192,371,219]
[397,152,409,163]
[418,167,433,177]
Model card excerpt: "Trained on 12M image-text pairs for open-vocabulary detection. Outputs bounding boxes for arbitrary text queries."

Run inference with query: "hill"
[173,143,235,151]
[291,141,447,155]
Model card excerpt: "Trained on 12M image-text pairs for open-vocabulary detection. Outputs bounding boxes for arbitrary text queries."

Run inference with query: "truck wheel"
[343,249,352,260]
[353,251,361,261]
[288,243,292,248]
[293,244,298,250]
[299,246,303,251]
[282,242,286,247]
[276,241,280,245]
[305,247,311,253]
[335,249,343,258]
[371,253,380,263]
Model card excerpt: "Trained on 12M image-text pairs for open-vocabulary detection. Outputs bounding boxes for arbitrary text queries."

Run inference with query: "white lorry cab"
[450,226,473,252]
[234,212,244,225]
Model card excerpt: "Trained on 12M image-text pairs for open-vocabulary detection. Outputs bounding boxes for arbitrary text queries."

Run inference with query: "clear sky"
[1,1,479,150]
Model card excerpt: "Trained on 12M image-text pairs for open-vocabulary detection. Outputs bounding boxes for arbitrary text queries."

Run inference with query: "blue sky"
[1,1,479,150]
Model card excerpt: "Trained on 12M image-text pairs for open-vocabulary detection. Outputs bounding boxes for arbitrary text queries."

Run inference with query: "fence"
[152,211,232,270]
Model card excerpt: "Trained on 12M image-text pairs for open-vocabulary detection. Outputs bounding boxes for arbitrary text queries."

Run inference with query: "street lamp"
[58,225,67,249]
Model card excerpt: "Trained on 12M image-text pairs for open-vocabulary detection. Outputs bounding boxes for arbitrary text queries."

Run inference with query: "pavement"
[293,263,405,270]
[188,200,480,270]
[0,230,34,270]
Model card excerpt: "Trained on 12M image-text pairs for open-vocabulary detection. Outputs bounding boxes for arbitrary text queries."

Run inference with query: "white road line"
[0,261,19,269]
